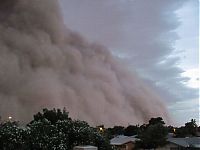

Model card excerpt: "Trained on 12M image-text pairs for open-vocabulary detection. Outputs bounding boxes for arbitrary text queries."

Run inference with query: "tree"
[0,121,27,150]
[0,108,113,150]
[175,119,198,137]
[30,108,112,150]
[167,125,175,133]
[175,126,186,138]
[107,126,124,136]
[93,131,112,150]
[148,117,165,126]
[56,120,93,149]
[32,108,71,125]
[56,120,112,150]
[124,125,139,136]
[27,119,68,150]
[185,119,198,136]
[137,117,168,149]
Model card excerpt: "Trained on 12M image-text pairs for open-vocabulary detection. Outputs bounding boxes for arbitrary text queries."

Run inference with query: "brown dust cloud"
[0,0,170,126]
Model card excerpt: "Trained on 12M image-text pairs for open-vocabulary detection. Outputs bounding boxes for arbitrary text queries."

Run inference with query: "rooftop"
[73,145,98,149]
[168,137,200,148]
[110,135,139,145]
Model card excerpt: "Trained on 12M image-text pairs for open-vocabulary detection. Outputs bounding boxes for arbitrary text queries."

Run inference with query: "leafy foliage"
[175,119,198,137]
[27,119,68,150]
[0,121,27,150]
[136,117,168,149]
[124,125,139,136]
[107,126,124,136]
[0,111,198,150]
[0,108,112,150]
[148,117,165,126]
[32,108,71,124]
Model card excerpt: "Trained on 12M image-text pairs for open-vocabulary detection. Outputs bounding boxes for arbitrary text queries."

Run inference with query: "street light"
[8,116,12,121]
[99,127,103,132]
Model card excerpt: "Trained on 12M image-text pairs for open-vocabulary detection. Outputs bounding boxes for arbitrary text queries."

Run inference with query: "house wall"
[113,142,135,150]
[137,143,181,150]
[156,143,181,150]
[73,147,98,150]
[125,142,135,150]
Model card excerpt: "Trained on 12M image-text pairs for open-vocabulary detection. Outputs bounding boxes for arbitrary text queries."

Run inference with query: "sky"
[59,0,199,126]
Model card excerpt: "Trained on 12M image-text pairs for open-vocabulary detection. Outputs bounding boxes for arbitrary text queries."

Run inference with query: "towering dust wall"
[0,0,170,126]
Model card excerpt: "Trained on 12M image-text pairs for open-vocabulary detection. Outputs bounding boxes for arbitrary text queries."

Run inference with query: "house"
[110,135,139,150]
[157,137,200,150]
[73,145,98,150]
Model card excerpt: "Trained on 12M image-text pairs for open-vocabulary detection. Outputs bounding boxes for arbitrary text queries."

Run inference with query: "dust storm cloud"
[0,0,170,126]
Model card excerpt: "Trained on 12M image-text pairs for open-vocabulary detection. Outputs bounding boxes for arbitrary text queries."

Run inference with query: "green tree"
[56,120,94,149]
[124,125,139,136]
[0,121,27,150]
[148,117,165,126]
[27,119,68,150]
[32,108,71,124]
[93,131,112,150]
[175,126,186,137]
[0,108,113,150]
[56,120,112,150]
[175,119,198,137]
[167,125,175,133]
[137,117,168,149]
[107,126,124,136]
[185,119,198,136]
